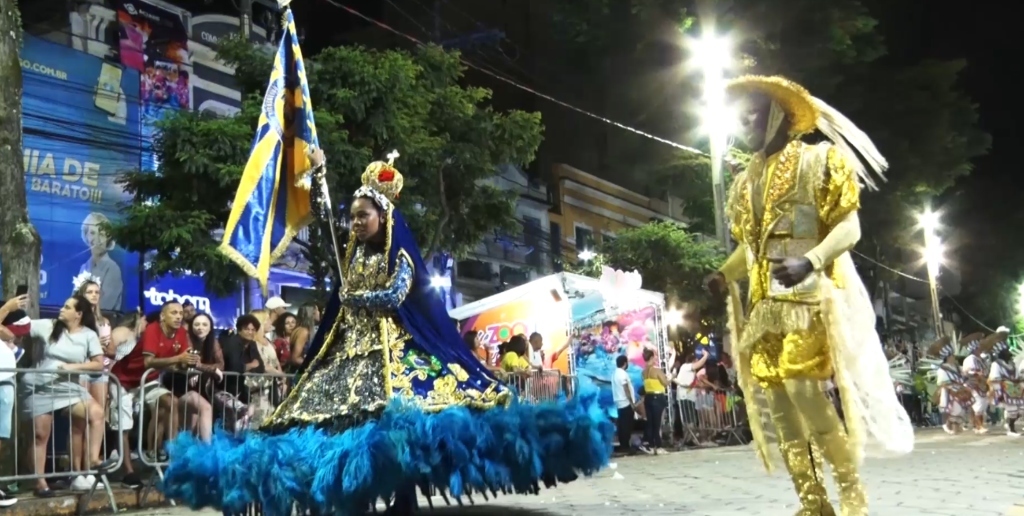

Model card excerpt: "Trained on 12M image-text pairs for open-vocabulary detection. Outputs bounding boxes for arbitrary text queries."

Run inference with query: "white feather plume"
[812,96,888,191]
[888,354,912,386]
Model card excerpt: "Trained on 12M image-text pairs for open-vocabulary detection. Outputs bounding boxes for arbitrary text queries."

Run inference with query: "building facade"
[451,162,688,305]
[453,165,553,304]
[547,163,687,267]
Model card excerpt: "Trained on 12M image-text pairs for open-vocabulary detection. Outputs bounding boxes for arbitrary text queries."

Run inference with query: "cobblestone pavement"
[129,429,1024,516]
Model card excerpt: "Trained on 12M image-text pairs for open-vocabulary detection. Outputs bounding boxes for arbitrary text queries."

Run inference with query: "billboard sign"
[19,35,142,312]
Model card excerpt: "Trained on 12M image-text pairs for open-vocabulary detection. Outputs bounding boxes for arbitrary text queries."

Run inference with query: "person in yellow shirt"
[500,334,532,373]
[704,76,912,516]
[640,348,670,454]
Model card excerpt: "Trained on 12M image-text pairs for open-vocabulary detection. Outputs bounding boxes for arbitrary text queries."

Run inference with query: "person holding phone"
[0,294,28,507]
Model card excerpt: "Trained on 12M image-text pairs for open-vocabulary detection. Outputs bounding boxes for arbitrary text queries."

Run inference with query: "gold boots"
[815,429,867,516]
[779,440,836,516]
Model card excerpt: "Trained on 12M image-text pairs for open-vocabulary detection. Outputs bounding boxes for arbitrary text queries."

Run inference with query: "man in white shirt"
[962,334,989,434]
[527,332,545,369]
[612,354,637,454]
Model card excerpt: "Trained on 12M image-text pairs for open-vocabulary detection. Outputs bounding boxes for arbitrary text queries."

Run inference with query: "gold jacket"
[720,140,863,347]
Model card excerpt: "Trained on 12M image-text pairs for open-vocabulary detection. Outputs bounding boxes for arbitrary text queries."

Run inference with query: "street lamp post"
[694,32,732,253]
[919,209,944,338]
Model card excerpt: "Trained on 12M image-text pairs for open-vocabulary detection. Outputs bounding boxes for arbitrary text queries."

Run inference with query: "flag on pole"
[220,8,319,292]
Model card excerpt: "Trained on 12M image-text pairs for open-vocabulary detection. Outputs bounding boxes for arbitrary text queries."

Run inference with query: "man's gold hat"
[724,74,888,190]
[725,75,819,137]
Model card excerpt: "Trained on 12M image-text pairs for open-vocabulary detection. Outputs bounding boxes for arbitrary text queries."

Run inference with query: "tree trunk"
[0,1,41,317]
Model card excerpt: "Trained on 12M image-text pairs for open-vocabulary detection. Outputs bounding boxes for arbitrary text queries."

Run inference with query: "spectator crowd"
[0,275,321,508]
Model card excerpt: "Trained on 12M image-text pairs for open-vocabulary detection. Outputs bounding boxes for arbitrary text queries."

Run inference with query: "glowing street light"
[691,28,733,253]
[918,209,940,234]
[664,309,684,327]
[923,241,944,275]
[578,249,596,261]
[918,206,944,337]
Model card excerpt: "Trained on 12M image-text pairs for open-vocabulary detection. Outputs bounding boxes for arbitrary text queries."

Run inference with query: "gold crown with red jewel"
[357,150,404,204]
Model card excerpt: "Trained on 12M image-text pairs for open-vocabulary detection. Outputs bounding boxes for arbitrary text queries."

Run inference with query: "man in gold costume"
[706,76,913,516]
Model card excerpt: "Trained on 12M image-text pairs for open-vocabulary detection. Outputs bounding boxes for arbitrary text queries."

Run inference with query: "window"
[456,259,492,282]
[602,233,616,245]
[500,266,531,288]
[522,216,543,268]
[550,222,562,271]
[575,225,594,251]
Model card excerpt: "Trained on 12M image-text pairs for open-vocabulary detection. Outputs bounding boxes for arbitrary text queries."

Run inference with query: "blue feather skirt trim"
[161,384,614,516]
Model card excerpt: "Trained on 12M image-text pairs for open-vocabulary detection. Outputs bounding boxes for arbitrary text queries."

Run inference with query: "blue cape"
[302,208,500,393]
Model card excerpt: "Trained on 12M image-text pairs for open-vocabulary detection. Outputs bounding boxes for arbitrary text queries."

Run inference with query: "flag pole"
[277,0,345,289]
[314,166,347,288]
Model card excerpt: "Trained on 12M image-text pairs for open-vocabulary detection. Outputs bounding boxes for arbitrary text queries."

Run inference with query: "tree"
[546,0,889,226]
[570,222,724,308]
[0,1,41,314]
[108,38,543,296]
[550,0,988,265]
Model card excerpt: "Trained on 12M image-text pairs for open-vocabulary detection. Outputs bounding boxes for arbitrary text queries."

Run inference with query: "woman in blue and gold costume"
[161,154,614,516]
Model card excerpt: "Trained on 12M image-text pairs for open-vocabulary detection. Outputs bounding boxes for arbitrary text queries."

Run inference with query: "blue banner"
[20,35,142,312]
[142,273,242,329]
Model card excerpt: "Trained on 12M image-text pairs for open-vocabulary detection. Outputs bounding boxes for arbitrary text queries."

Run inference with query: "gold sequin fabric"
[815,429,867,516]
[725,141,860,308]
[778,440,835,516]
[749,311,833,388]
[262,243,508,433]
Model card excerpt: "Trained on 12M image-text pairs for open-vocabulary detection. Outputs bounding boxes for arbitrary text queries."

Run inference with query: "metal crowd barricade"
[499,369,575,403]
[216,369,578,516]
[674,387,748,448]
[0,367,124,514]
[135,367,296,506]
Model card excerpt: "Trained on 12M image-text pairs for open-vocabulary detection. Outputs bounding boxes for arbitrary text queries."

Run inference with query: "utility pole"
[0,0,41,317]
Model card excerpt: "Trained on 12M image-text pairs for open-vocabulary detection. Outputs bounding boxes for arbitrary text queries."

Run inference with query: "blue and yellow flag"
[220,9,319,292]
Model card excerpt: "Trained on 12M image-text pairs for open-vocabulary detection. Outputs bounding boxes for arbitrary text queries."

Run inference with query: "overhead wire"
[319,0,707,156]
[401,0,540,88]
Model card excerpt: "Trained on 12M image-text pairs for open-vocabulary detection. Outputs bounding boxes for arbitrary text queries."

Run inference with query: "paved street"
[127,429,1024,516]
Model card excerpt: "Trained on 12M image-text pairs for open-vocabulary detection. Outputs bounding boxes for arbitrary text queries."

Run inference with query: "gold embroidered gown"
[262,244,507,431]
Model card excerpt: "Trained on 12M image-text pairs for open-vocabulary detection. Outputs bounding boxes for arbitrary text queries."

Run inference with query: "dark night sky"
[875,2,1020,294]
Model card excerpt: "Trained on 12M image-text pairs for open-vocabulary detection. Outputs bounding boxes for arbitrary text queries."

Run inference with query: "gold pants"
[750,320,867,516]
[750,313,833,387]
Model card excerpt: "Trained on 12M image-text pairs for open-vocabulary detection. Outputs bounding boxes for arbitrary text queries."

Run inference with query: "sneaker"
[70,476,94,492]
[121,473,143,489]
[656,447,668,455]
[975,427,989,435]
[943,423,955,435]
[1005,424,1021,437]
[637,445,654,455]
[0,489,16,507]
